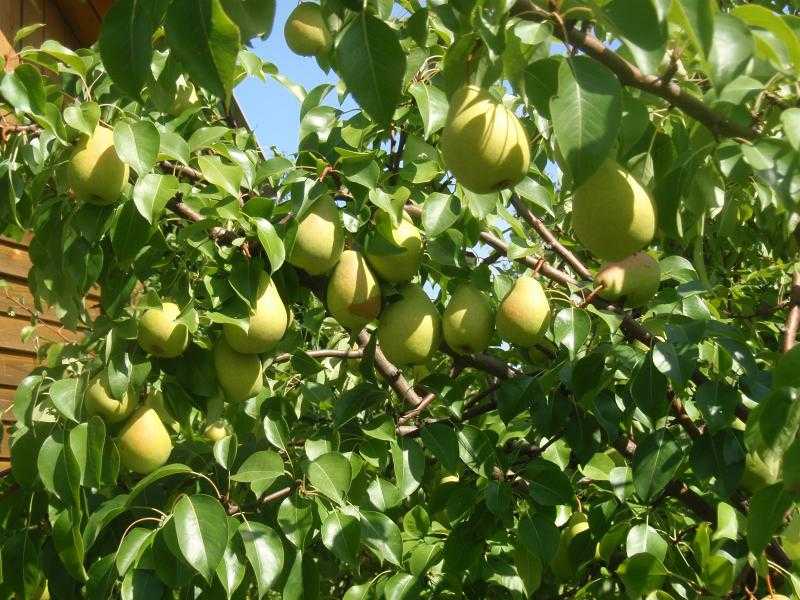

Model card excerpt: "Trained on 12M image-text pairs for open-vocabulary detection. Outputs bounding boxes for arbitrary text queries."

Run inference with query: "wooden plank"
[89,0,112,19]
[0,279,100,324]
[0,241,32,280]
[0,351,36,387]
[21,0,45,47]
[44,0,77,48]
[0,0,21,70]
[52,0,100,47]
[0,314,82,354]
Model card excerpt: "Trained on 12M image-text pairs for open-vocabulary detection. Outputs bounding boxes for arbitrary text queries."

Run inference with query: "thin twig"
[782,271,800,353]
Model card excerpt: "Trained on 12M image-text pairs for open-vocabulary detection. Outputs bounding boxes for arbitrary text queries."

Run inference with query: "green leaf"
[0,64,46,115]
[732,4,800,69]
[630,355,669,422]
[308,452,352,504]
[69,416,106,488]
[550,56,622,186]
[63,102,100,136]
[238,521,284,598]
[213,434,237,470]
[98,0,158,99]
[133,174,179,224]
[708,14,754,88]
[366,478,401,511]
[359,510,403,566]
[49,378,82,422]
[126,463,193,506]
[422,192,460,238]
[83,494,130,551]
[253,217,285,272]
[335,12,406,125]
[420,423,460,473]
[780,108,800,151]
[625,524,667,560]
[518,514,559,563]
[694,381,738,432]
[114,120,160,175]
[617,553,668,597]
[216,540,246,598]
[117,527,154,575]
[220,0,276,42]
[409,82,448,139]
[458,425,496,478]
[230,450,284,487]
[524,459,574,506]
[383,573,418,600]
[53,510,88,581]
[262,413,290,453]
[632,429,684,502]
[553,307,590,359]
[747,483,793,556]
[173,494,229,583]
[198,155,243,197]
[670,0,714,57]
[603,0,667,75]
[165,0,240,102]
[390,437,425,498]
[321,509,361,566]
[277,494,315,549]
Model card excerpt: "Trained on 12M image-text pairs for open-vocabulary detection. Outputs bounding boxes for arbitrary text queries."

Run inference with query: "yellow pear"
[214,338,263,402]
[496,275,550,347]
[327,250,382,330]
[138,302,189,358]
[287,196,344,275]
[284,3,331,57]
[759,596,790,600]
[442,284,493,354]
[204,420,230,442]
[440,85,530,194]
[551,512,590,581]
[118,407,173,475]
[365,213,424,283]
[84,375,136,424]
[378,286,440,366]
[596,252,660,307]
[223,276,288,354]
[571,161,657,261]
[67,125,129,205]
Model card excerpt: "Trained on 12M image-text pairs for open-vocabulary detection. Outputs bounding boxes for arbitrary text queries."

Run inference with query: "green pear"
[214,338,263,402]
[550,512,590,581]
[67,125,129,205]
[204,420,229,442]
[442,283,493,354]
[365,213,423,283]
[84,375,136,424]
[440,85,530,194]
[327,250,382,330]
[496,275,550,347]
[378,286,440,366]
[596,252,660,307]
[287,196,344,275]
[284,3,331,57]
[138,302,189,358]
[572,160,657,261]
[118,407,173,474]
[223,276,288,354]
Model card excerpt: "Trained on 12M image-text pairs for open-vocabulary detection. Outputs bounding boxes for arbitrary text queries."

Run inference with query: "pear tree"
[1,0,800,598]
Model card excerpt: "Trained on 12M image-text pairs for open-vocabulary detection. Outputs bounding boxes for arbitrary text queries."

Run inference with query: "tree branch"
[782,270,800,353]
[272,349,364,364]
[510,0,758,140]
[356,330,423,407]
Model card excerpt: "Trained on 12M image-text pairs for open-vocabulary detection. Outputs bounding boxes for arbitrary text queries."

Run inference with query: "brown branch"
[782,271,800,353]
[397,391,437,425]
[159,160,204,183]
[166,195,239,244]
[510,0,757,140]
[261,485,294,504]
[357,330,423,407]
[272,349,364,364]
[669,390,702,439]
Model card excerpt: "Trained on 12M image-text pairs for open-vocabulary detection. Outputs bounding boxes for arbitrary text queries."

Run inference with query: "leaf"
[114,120,160,175]
[383,573,418,600]
[694,381,738,432]
[670,0,714,57]
[213,434,237,470]
[98,0,158,99]
[117,527,153,575]
[457,425,495,478]
[630,355,669,422]
[359,510,403,566]
[625,524,667,560]
[262,413,290,453]
[550,56,621,186]
[420,423,460,473]
[308,452,352,504]
[173,494,229,582]
[133,174,179,224]
[63,102,100,136]
[49,378,82,422]
[617,553,668,597]
[390,437,425,498]
[277,494,315,549]
[422,192,460,237]
[409,82,448,139]
[0,64,46,115]
[69,416,106,488]
[553,307,591,359]
[253,218,285,272]
[366,478,401,512]
[732,4,800,69]
[780,108,800,151]
[230,450,284,486]
[216,541,246,598]
[126,463,193,506]
[632,429,684,502]
[652,342,686,387]
[524,459,574,506]
[518,514,560,563]
[321,509,360,566]
[238,521,284,598]
[708,14,754,89]
[747,483,793,556]
[335,12,406,125]
[603,0,667,75]
[198,155,243,197]
[165,0,240,102]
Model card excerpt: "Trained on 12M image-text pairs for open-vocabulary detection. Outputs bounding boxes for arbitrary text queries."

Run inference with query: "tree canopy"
[1,0,800,598]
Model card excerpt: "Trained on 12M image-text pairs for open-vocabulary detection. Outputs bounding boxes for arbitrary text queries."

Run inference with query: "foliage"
[1,0,800,598]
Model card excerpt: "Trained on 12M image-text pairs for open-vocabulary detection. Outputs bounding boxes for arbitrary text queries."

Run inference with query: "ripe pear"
[284,3,331,57]
[571,160,657,261]
[442,284,493,354]
[440,85,530,194]
[551,512,590,581]
[118,407,173,475]
[223,276,288,354]
[214,338,263,402]
[67,125,129,205]
[378,286,440,366]
[287,196,344,275]
[496,275,551,347]
[204,420,229,442]
[84,375,136,424]
[138,302,189,358]
[365,213,423,283]
[596,252,660,307]
[327,250,382,330]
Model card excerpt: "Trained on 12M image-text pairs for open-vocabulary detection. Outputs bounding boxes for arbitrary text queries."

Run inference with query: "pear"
[138,302,189,358]
[365,213,423,283]
[442,284,493,354]
[496,275,550,347]
[378,286,440,366]
[327,250,382,330]
[214,338,263,402]
[440,85,530,194]
[67,125,129,205]
[287,196,344,275]
[118,407,173,474]
[284,3,331,57]
[572,160,657,261]
[551,512,590,581]
[84,375,136,424]
[596,252,660,307]
[204,420,229,442]
[223,276,288,354]
[759,596,790,600]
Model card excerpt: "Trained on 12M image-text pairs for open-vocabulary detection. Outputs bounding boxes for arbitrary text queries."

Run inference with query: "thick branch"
[166,195,239,244]
[356,330,423,407]
[782,271,800,353]
[511,0,757,140]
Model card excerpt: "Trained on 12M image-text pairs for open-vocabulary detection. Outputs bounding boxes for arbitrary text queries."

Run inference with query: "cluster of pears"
[284,3,331,57]
[571,160,661,307]
[67,125,128,205]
